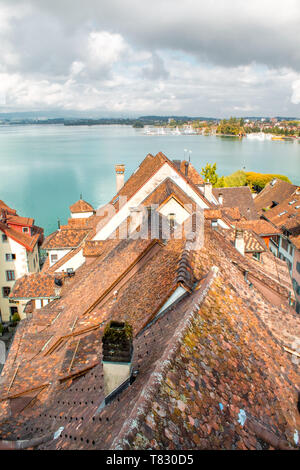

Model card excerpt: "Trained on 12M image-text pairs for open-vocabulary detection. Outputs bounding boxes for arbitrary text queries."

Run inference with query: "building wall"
[94,162,210,241]
[291,248,300,313]
[278,235,294,273]
[0,236,39,322]
[55,248,85,273]
[158,198,191,225]
[48,249,71,268]
[71,212,94,219]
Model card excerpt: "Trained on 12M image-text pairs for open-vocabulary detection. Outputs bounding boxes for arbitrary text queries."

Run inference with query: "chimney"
[234,228,245,256]
[184,161,189,177]
[218,192,223,205]
[102,321,133,398]
[204,182,213,202]
[115,165,125,192]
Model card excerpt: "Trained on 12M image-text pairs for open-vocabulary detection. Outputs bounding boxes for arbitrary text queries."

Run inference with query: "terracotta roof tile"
[254,180,297,214]
[10,273,64,299]
[69,199,95,213]
[42,229,90,250]
[213,186,258,220]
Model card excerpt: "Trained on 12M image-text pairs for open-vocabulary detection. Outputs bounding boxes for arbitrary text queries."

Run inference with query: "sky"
[0,0,300,117]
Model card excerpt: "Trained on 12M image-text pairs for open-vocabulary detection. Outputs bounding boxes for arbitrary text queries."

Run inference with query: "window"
[6,270,15,281]
[296,262,300,274]
[22,227,29,233]
[9,306,18,318]
[281,237,289,251]
[5,253,16,261]
[2,287,11,298]
[2,234,8,242]
[252,252,261,261]
[50,254,58,263]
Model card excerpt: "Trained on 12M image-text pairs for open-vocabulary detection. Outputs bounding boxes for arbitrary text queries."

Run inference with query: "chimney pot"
[115,164,125,192]
[204,182,213,203]
[234,228,245,256]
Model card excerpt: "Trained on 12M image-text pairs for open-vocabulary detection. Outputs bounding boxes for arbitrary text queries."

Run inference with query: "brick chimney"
[115,165,125,193]
[102,321,133,398]
[204,182,213,203]
[234,228,245,256]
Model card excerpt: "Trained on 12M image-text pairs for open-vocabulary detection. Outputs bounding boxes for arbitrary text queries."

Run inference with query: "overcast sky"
[0,0,300,117]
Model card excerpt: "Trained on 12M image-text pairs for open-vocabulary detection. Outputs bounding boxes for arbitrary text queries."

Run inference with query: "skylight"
[289,200,296,205]
[279,211,287,216]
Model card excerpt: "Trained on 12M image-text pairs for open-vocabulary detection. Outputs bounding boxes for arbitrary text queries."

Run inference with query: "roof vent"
[102,321,133,399]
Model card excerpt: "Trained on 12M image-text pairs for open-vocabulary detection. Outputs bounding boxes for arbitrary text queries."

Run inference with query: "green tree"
[201,163,218,186]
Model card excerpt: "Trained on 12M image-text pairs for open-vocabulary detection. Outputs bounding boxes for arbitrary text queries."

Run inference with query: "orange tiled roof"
[254,179,297,214]
[10,273,64,299]
[110,152,214,211]
[142,177,196,211]
[69,199,95,214]
[0,222,40,252]
[0,225,298,449]
[42,228,90,250]
[213,186,258,220]
[235,219,281,236]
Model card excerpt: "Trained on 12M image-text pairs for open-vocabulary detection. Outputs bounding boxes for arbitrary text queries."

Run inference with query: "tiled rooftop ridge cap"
[176,247,194,292]
[110,266,219,450]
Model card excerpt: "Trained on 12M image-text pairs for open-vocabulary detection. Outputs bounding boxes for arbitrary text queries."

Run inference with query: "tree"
[201,163,218,186]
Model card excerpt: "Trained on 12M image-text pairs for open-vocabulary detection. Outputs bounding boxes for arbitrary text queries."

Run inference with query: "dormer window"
[22,227,29,233]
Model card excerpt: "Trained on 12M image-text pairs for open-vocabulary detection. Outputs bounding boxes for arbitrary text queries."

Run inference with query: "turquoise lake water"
[0,124,299,235]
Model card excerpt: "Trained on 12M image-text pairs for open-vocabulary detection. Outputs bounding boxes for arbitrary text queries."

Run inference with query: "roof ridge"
[176,244,194,291]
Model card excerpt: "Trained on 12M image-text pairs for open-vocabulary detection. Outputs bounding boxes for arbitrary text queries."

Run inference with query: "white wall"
[0,235,39,322]
[159,198,191,225]
[48,249,71,268]
[54,248,85,273]
[94,162,210,241]
[71,212,94,219]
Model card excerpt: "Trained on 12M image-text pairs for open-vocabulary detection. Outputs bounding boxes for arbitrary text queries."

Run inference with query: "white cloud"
[0,1,299,116]
[291,80,300,105]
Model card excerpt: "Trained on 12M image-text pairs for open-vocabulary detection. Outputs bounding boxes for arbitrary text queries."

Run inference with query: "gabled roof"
[10,273,64,300]
[142,177,196,211]
[173,160,205,185]
[0,222,40,252]
[110,152,214,211]
[254,179,297,214]
[70,199,95,214]
[213,186,258,220]
[0,226,298,450]
[7,215,34,227]
[235,219,281,236]
[42,229,90,250]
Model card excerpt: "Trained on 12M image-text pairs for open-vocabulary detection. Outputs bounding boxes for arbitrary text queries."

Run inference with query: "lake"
[0,124,299,235]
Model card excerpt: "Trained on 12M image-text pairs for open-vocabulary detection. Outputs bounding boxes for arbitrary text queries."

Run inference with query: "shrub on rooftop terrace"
[245,172,291,192]
[11,312,21,325]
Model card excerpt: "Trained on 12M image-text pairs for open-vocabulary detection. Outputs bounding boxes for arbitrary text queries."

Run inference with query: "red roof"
[0,222,40,252]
